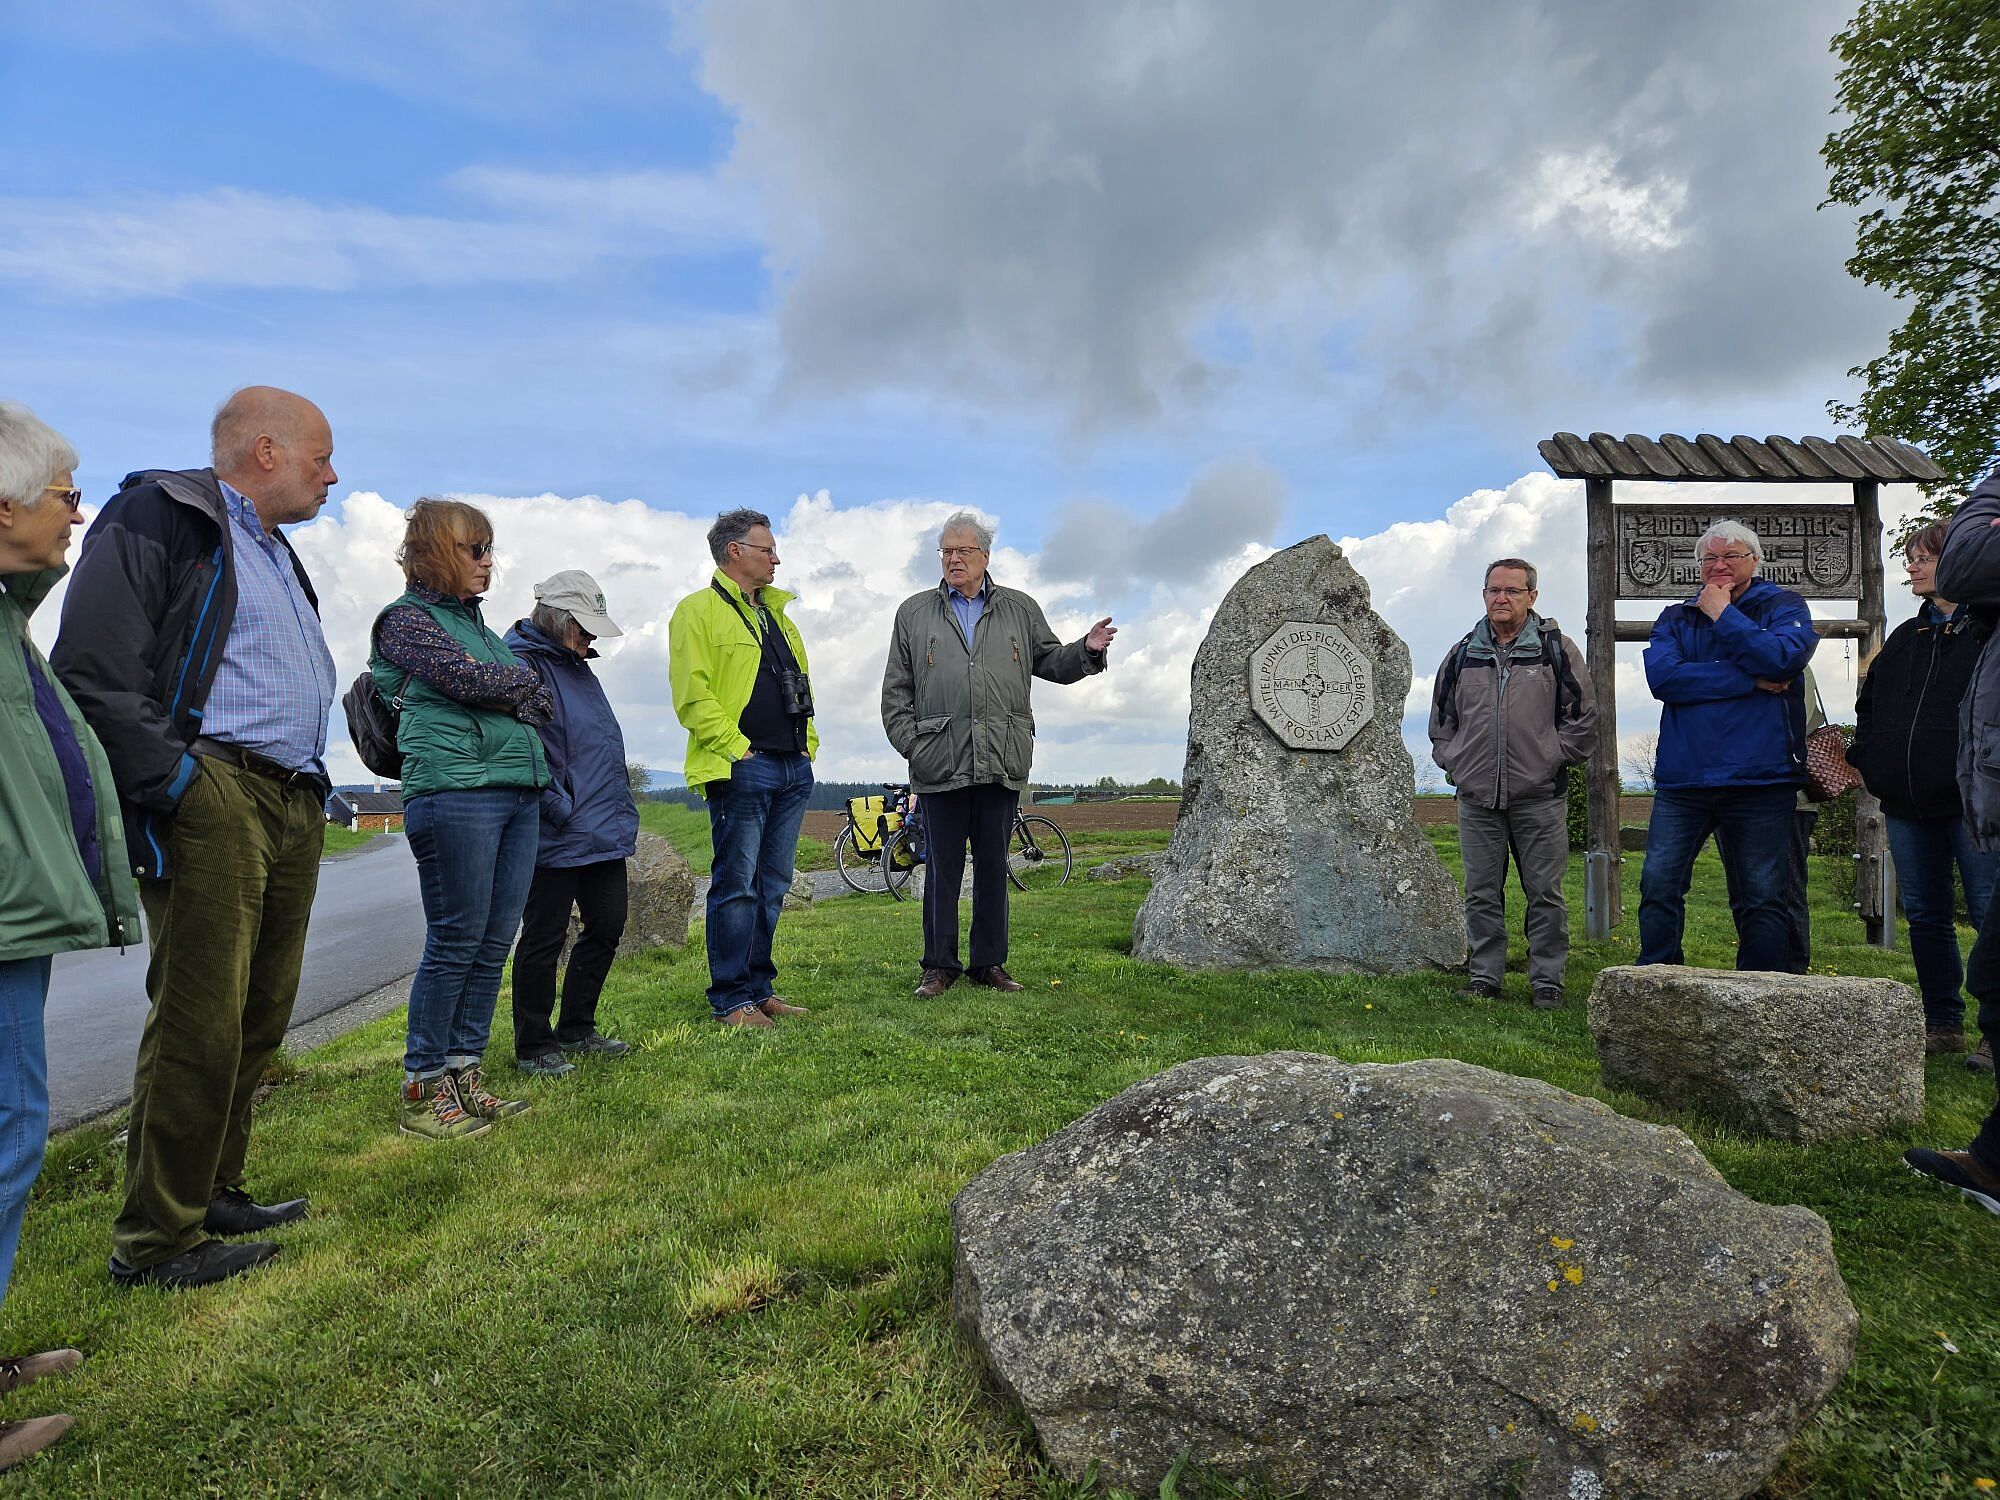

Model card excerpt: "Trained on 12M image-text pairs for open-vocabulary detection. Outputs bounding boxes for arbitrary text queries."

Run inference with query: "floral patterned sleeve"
[377,605,554,723]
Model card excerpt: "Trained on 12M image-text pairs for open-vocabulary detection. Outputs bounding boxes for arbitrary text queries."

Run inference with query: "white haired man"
[1638,520,1817,972]
[881,512,1116,997]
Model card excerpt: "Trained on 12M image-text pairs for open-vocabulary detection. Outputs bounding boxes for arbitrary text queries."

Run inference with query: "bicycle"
[832,784,920,895]
[883,799,1072,901]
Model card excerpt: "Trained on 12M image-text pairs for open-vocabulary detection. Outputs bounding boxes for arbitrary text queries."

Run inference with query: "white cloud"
[0,169,753,299]
[33,470,1934,788]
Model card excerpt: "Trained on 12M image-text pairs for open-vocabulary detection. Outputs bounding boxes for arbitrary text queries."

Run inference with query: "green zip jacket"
[1,568,141,960]
[668,571,819,795]
[369,591,549,800]
[881,576,1105,794]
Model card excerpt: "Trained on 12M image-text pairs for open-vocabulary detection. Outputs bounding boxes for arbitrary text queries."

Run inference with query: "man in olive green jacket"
[882,512,1115,997]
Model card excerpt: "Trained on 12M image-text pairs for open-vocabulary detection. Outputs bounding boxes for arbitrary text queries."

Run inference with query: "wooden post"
[1584,476,1622,937]
[1852,479,1893,948]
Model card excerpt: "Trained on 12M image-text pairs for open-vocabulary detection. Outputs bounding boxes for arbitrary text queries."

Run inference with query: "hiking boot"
[1531,986,1566,1011]
[914,968,958,999]
[758,998,809,1017]
[1968,1037,1995,1075]
[968,965,1024,992]
[0,1415,72,1472]
[559,1031,632,1057]
[1460,980,1502,1001]
[398,1073,493,1140]
[450,1064,529,1121]
[718,1005,775,1028]
[1904,1147,2000,1216]
[109,1238,278,1289]
[0,1350,80,1395]
[1926,1026,1967,1056]
[516,1051,576,1079]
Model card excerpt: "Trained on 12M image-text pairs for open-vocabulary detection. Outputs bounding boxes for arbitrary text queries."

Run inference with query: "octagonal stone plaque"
[1248,620,1375,750]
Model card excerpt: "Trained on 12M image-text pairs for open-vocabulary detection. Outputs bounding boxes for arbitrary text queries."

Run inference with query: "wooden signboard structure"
[1538,431,1946,945]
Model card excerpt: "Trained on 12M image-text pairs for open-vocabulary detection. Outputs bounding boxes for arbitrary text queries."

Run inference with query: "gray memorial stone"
[1132,536,1464,973]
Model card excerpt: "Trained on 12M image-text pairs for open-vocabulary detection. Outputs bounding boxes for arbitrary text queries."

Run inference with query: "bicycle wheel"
[1007,814,1072,892]
[833,825,893,895]
[885,824,922,902]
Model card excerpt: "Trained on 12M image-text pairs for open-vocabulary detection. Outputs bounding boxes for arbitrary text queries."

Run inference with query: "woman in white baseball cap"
[503,571,640,1077]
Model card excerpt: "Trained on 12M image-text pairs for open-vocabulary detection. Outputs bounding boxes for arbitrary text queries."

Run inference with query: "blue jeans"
[1639,785,1797,971]
[0,958,51,1317]
[1886,812,2000,1029]
[403,788,540,1077]
[705,751,812,1018]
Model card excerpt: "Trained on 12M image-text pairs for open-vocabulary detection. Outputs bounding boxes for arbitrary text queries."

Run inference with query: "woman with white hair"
[0,403,140,1469]
[1638,519,1818,973]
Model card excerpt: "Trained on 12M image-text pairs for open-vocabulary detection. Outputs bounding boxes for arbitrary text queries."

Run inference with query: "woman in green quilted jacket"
[0,403,140,1469]
[369,499,550,1141]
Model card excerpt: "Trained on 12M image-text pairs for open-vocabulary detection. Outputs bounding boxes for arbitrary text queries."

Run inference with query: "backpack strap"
[1434,631,1476,712]
[1542,619,1584,730]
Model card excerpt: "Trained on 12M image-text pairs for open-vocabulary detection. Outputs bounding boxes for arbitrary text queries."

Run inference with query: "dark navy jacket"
[1936,472,2000,849]
[1644,576,1817,790]
[503,620,639,869]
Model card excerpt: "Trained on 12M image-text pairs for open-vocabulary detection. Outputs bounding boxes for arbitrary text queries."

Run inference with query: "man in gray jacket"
[882,512,1116,997]
[1428,558,1596,1009]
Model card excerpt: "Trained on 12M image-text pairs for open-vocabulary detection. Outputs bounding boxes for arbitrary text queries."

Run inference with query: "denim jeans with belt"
[1886,812,2000,1029]
[0,957,50,1316]
[705,750,812,1018]
[403,787,540,1077]
[1639,784,1798,971]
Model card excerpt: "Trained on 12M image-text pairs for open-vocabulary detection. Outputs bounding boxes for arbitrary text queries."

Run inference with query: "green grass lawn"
[318,824,380,856]
[8,827,1998,1495]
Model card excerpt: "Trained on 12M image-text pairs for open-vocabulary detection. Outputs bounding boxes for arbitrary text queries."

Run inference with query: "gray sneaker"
[559,1032,631,1058]
[516,1052,576,1079]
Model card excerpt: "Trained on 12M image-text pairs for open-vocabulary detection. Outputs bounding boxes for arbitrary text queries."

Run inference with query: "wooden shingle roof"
[1539,432,1943,485]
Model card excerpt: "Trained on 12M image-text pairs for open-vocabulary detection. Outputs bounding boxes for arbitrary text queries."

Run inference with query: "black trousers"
[511,858,628,1057]
[921,784,1018,975]
[1961,875,2000,1169]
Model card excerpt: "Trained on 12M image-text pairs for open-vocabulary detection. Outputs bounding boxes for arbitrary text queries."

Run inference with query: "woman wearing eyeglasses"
[0,403,139,1468]
[369,499,551,1140]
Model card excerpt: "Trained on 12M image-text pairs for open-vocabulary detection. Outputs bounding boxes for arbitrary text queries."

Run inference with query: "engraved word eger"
[1248,621,1376,751]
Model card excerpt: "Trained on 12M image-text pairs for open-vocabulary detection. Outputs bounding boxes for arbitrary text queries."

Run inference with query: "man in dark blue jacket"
[1907,470,2000,1214]
[1638,521,1817,972]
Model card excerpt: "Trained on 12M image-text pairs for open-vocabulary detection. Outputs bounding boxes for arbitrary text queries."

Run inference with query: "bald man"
[53,386,338,1289]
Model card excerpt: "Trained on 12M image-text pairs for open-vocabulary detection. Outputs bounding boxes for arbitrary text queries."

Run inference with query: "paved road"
[47,835,426,1131]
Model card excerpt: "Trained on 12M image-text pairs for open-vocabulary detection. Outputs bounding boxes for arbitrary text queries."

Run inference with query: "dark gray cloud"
[693,0,1885,431]
[1039,455,1286,593]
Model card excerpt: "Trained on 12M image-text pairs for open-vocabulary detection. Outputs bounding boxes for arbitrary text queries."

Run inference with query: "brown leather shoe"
[914,968,958,998]
[759,997,810,1016]
[969,965,1025,992]
[0,1414,72,1472]
[0,1349,80,1395]
[718,1006,775,1028]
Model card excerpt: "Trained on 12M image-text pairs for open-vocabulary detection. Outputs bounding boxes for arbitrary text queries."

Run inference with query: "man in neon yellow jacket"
[669,508,818,1028]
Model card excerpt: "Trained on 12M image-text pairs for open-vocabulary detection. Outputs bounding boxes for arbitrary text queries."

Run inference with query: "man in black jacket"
[53,386,337,1287]
[1908,471,2000,1215]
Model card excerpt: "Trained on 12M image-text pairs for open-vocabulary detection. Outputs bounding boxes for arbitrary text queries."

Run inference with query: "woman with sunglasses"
[369,499,550,1140]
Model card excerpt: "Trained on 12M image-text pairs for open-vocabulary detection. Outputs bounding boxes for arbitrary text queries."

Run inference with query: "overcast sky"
[3,1,1926,783]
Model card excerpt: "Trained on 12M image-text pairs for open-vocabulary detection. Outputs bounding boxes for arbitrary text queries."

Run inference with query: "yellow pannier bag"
[847,795,902,854]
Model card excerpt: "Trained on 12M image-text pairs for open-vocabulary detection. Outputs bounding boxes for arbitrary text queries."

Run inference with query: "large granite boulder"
[1133,537,1463,973]
[563,831,696,963]
[954,1051,1855,1499]
[1589,965,1924,1142]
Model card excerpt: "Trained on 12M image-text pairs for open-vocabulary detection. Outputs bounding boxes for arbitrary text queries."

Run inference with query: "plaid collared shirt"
[198,480,337,774]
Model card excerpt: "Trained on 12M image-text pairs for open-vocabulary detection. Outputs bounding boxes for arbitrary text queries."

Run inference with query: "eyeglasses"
[1700,551,1755,566]
[939,546,986,560]
[42,485,83,514]
[735,541,777,556]
[458,541,494,561]
[1483,586,1532,599]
